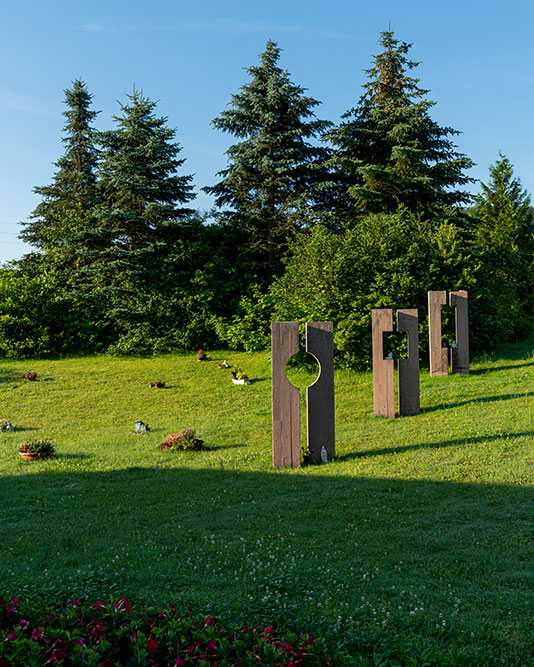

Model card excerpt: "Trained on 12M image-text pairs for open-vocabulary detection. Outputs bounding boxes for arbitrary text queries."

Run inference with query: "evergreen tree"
[472,153,533,251]
[204,40,331,278]
[327,30,475,220]
[470,155,534,340]
[81,88,195,343]
[20,79,100,249]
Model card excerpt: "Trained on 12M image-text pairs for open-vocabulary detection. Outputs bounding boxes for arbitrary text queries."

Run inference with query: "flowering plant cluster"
[0,596,346,666]
[19,439,54,454]
[20,372,37,381]
[160,429,206,451]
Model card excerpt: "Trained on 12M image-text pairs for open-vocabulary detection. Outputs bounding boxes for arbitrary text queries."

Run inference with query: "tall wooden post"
[372,309,395,418]
[306,322,335,463]
[450,290,469,374]
[271,322,300,468]
[397,309,420,416]
[428,291,448,377]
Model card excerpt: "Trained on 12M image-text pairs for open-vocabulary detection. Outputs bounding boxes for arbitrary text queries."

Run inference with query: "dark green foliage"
[83,88,195,340]
[205,40,331,279]
[470,155,534,342]
[327,30,475,221]
[0,255,96,358]
[20,79,100,249]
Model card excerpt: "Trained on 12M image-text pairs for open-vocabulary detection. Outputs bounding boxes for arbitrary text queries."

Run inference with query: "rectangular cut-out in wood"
[449,290,469,374]
[272,322,300,468]
[397,309,420,416]
[372,309,395,418]
[306,322,335,463]
[428,291,448,377]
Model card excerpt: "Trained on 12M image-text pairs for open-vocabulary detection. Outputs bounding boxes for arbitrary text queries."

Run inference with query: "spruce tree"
[327,30,475,220]
[20,79,100,249]
[472,153,533,251]
[204,40,331,278]
[84,88,195,341]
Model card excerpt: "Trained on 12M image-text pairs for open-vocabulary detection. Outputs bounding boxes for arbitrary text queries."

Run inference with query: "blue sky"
[1,0,533,263]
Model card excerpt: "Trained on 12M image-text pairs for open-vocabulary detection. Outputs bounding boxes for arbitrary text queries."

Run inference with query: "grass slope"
[0,346,533,665]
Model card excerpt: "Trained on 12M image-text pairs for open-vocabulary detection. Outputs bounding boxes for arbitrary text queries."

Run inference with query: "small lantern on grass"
[134,420,150,434]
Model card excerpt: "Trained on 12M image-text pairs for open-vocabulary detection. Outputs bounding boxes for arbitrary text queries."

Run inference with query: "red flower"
[205,616,215,626]
[175,659,184,666]
[92,600,103,609]
[147,638,158,652]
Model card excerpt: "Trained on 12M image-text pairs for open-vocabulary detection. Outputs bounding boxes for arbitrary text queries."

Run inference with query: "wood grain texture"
[428,291,448,377]
[271,322,300,468]
[306,321,335,463]
[450,290,469,374]
[397,309,420,416]
[372,309,395,418]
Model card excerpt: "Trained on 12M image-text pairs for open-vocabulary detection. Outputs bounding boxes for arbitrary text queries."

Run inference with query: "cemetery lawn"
[0,345,533,666]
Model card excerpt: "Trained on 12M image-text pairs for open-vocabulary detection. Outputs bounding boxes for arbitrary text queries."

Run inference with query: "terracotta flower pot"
[19,451,53,461]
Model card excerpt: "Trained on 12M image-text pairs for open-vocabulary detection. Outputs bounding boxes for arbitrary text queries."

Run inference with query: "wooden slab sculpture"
[372,309,395,418]
[397,309,420,416]
[428,290,469,376]
[372,308,420,418]
[450,290,469,374]
[428,290,448,377]
[306,322,335,464]
[271,322,300,468]
[271,321,335,468]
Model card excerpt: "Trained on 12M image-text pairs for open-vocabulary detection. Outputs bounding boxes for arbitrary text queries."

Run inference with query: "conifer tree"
[20,79,100,249]
[472,153,533,251]
[83,88,195,339]
[327,30,474,220]
[204,40,331,277]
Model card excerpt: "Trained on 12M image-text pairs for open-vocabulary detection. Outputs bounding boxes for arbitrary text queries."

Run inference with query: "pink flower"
[175,659,184,666]
[205,616,215,626]
[207,640,217,651]
[114,597,130,613]
[6,631,17,641]
[18,619,30,630]
[74,637,86,647]
[30,627,42,640]
[92,600,103,609]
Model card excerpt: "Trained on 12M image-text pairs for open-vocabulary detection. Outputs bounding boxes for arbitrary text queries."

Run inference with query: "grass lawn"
[0,344,533,665]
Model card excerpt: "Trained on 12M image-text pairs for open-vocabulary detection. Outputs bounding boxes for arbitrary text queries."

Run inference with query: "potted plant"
[231,369,251,385]
[160,428,206,451]
[19,438,54,460]
[197,349,207,361]
[0,419,13,432]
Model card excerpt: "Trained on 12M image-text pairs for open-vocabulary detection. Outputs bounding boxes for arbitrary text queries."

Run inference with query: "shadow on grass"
[0,466,533,663]
[55,453,94,460]
[337,430,534,461]
[207,443,248,451]
[471,361,534,374]
[422,391,534,413]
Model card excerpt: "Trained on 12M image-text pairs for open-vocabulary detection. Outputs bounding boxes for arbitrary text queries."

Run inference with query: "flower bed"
[0,596,346,665]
